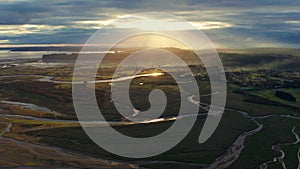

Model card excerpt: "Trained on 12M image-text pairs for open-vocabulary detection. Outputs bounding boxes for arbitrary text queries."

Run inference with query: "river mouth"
[1,57,300,168]
[0,96,205,126]
[1,79,299,169]
[0,91,264,169]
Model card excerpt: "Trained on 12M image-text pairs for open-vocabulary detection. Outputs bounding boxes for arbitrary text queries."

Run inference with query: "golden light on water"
[149,72,164,77]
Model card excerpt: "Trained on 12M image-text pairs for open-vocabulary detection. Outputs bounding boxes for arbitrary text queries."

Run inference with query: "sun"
[113,33,189,49]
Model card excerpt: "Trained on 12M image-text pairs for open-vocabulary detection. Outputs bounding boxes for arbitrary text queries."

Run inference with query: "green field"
[251,88,300,109]
[21,109,254,169]
[231,116,300,169]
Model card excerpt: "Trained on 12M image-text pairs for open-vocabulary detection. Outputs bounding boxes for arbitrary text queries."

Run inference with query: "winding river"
[188,95,300,169]
[259,126,300,169]
[0,100,62,116]
[1,74,300,168]
[0,121,137,169]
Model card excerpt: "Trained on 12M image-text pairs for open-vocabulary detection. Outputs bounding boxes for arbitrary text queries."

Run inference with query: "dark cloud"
[3,28,94,44]
[185,0,300,8]
[0,0,299,48]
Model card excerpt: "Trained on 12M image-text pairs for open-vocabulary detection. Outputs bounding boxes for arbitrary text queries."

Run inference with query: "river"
[1,73,300,168]
[188,95,300,169]
[259,126,300,169]
[0,122,137,169]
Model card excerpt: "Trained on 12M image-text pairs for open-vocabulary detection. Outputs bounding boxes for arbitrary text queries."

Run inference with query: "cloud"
[0,39,10,43]
[0,24,66,35]
[72,16,234,31]
[0,0,298,48]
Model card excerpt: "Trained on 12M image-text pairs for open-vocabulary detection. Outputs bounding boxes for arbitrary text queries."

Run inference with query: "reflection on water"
[0,50,75,60]
[0,100,61,115]
[0,50,72,68]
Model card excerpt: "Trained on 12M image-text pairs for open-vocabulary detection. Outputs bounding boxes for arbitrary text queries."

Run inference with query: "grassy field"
[0,122,7,133]
[2,76,299,168]
[226,92,299,117]
[250,88,300,109]
[230,116,300,168]
[1,61,299,168]
[17,109,255,169]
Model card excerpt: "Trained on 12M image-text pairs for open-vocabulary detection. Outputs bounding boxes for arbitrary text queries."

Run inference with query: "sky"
[0,0,299,48]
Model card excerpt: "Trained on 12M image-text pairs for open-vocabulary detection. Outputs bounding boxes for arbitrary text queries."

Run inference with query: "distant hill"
[219,53,299,70]
[42,53,78,63]
[41,48,202,66]
[40,47,300,70]
[217,48,300,56]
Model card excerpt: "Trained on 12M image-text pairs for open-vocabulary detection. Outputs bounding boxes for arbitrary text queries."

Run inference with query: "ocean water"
[0,50,45,60]
[0,50,75,60]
